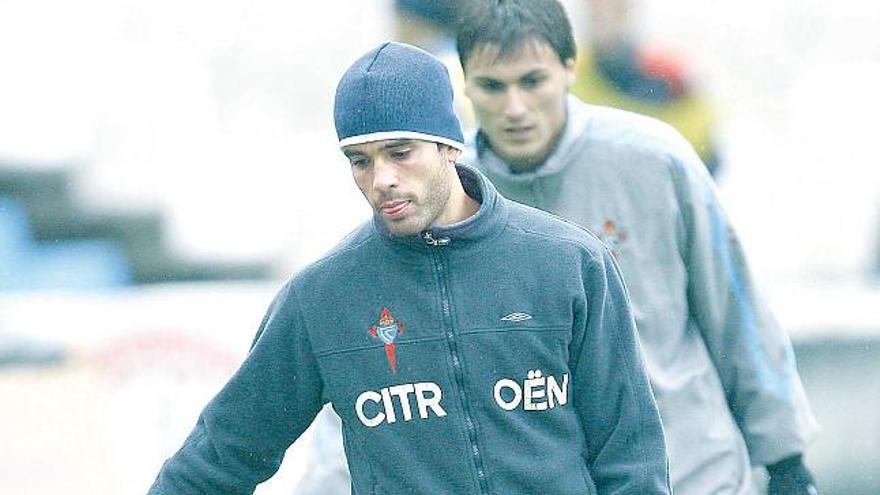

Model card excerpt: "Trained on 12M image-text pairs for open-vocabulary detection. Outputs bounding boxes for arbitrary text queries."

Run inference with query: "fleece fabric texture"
[148,165,670,495]
[334,42,464,150]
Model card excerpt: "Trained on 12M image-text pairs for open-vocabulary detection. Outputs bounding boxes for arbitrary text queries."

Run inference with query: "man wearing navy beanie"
[333,42,473,238]
[147,42,671,495]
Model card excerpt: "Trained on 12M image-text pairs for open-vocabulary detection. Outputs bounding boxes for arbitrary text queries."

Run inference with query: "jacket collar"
[471,95,592,181]
[372,164,509,252]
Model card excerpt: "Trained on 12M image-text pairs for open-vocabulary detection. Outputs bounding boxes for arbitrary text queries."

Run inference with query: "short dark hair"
[456,0,576,69]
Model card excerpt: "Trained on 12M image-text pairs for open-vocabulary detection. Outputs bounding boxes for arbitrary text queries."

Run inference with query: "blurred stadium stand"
[0,163,272,290]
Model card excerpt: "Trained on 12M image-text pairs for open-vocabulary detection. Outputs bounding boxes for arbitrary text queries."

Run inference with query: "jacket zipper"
[424,231,490,494]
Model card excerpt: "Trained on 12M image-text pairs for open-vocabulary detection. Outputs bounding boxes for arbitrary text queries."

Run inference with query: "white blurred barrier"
[0,282,319,495]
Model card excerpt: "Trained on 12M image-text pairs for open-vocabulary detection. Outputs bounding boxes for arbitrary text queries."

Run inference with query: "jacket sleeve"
[148,281,325,494]
[671,145,819,465]
[572,246,671,495]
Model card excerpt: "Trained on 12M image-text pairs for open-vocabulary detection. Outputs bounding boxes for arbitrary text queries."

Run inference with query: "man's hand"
[766,454,819,495]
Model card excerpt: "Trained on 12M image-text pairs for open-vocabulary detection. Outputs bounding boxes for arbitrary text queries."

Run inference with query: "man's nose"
[503,88,528,119]
[372,158,399,192]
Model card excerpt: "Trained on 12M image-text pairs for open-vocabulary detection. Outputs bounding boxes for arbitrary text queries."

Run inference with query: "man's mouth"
[380,200,411,217]
[503,125,535,142]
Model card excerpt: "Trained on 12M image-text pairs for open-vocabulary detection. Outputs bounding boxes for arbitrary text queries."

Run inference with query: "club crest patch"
[600,220,628,258]
[369,307,405,373]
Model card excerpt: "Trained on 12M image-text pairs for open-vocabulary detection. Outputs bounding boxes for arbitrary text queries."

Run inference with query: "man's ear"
[440,144,462,164]
[447,147,462,165]
[564,57,576,87]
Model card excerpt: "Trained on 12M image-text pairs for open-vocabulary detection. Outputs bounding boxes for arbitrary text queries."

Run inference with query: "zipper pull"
[422,231,450,246]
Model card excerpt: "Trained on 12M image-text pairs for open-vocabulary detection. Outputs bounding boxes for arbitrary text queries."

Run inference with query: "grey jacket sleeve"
[573,247,671,495]
[148,282,325,494]
[671,146,819,465]
[291,406,351,495]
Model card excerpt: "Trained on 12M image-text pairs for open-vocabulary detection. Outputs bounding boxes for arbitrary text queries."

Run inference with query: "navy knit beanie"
[334,42,464,150]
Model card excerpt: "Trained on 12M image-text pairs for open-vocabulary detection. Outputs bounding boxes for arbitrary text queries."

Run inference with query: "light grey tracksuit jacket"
[465,97,818,495]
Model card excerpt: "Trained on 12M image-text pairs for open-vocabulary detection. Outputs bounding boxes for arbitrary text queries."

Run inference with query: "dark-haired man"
[456,1,819,494]
[147,41,670,495]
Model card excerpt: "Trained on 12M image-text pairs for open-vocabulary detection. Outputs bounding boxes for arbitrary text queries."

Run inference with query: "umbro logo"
[500,312,532,322]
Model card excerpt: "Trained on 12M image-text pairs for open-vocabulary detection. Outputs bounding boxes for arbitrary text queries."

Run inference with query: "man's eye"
[390,149,412,160]
[521,76,544,89]
[479,80,505,93]
[350,158,370,169]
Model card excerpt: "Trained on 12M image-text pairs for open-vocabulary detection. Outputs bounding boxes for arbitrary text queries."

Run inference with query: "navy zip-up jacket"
[148,165,670,495]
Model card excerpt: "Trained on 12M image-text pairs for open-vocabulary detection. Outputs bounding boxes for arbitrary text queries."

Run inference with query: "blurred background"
[0,0,877,493]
